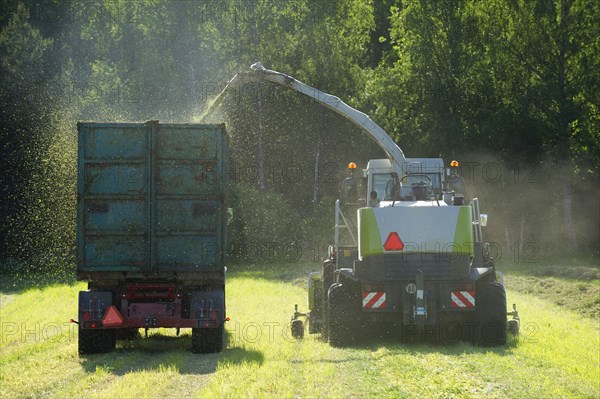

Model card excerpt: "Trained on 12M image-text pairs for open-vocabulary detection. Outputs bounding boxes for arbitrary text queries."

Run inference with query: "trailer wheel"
[192,327,224,353]
[117,328,139,341]
[474,282,507,346]
[78,328,116,355]
[291,319,304,339]
[328,283,356,347]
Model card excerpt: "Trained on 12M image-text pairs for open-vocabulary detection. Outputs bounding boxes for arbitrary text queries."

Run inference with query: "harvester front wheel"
[474,282,507,346]
[291,319,304,339]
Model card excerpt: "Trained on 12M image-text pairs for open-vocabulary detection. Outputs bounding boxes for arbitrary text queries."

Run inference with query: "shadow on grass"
[288,335,519,366]
[342,327,520,357]
[79,330,264,376]
[217,346,265,367]
[293,323,519,361]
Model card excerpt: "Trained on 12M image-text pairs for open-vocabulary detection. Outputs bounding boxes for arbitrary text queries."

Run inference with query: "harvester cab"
[364,158,445,205]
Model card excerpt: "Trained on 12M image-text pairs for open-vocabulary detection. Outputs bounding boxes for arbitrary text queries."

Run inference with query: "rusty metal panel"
[156,163,219,197]
[84,236,146,269]
[84,164,146,195]
[156,127,219,161]
[77,122,227,277]
[84,199,146,232]
[156,200,219,232]
[155,236,218,271]
[152,124,226,273]
[84,126,146,160]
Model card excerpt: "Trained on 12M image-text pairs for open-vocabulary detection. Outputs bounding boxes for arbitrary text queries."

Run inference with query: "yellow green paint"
[453,206,474,254]
[358,208,383,257]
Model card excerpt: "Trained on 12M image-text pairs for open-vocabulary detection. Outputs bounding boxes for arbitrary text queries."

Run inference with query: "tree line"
[1,0,598,273]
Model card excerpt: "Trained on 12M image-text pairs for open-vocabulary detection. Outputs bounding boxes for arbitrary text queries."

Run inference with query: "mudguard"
[78,291,113,327]
[190,290,225,327]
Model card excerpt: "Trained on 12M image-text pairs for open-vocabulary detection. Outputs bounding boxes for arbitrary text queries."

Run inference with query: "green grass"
[1,262,599,398]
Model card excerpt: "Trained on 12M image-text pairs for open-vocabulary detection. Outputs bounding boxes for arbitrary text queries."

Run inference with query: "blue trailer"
[75,121,228,354]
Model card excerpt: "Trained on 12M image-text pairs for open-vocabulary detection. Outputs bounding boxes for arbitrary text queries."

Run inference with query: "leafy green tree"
[472,0,600,252]
[0,3,54,263]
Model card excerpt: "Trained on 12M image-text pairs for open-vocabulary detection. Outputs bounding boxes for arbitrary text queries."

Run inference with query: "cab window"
[372,173,397,201]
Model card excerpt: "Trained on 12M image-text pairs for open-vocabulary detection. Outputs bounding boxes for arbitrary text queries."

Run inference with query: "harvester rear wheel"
[320,260,336,341]
[327,283,355,347]
[321,297,330,341]
[474,282,507,346]
[322,260,335,300]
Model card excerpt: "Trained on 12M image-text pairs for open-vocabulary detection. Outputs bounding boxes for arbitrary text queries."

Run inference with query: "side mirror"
[480,214,488,227]
[340,177,365,206]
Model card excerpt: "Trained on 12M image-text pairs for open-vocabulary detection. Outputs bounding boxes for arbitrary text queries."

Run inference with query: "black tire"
[474,282,507,346]
[322,260,335,300]
[309,281,323,334]
[291,319,304,339]
[116,328,139,341]
[507,319,520,335]
[192,326,224,353]
[78,328,116,355]
[328,283,357,347]
[321,297,330,341]
[320,260,336,341]
[308,311,321,334]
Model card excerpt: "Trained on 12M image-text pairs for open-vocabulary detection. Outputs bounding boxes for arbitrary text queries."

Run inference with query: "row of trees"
[1,0,598,272]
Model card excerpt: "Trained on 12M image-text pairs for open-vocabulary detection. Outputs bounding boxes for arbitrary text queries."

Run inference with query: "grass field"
[1,261,598,398]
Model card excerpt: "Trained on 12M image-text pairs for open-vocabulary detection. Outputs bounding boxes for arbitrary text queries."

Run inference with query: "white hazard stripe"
[372,293,387,308]
[451,290,475,308]
[461,290,475,305]
[451,292,466,308]
[362,292,377,308]
[362,291,387,309]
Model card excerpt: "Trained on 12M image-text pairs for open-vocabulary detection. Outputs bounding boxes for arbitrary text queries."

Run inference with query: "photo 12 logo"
[452,161,537,184]
[227,321,297,344]
[226,240,329,264]
[228,161,340,186]
[1,322,76,344]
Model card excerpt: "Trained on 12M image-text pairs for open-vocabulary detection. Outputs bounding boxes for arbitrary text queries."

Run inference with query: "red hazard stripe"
[362,292,387,309]
[450,290,475,308]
